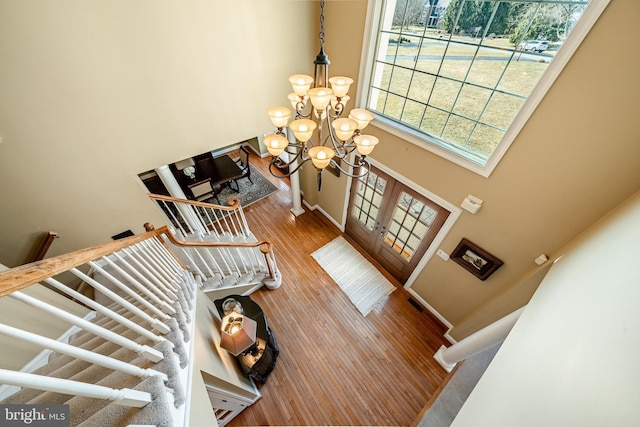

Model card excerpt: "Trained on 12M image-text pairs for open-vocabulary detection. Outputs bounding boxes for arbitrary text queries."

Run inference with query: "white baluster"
[44,277,169,339]
[0,324,167,382]
[0,369,152,408]
[82,264,172,320]
[9,292,163,363]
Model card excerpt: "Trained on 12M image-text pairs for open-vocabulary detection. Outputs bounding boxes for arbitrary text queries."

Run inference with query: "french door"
[345,165,450,284]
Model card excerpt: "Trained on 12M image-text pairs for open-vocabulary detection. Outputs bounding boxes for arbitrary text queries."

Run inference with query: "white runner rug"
[311,236,396,316]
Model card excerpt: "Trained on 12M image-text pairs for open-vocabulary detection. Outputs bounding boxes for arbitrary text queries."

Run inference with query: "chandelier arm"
[324,117,357,157]
[268,156,313,178]
[329,156,371,178]
[295,102,313,120]
[338,152,367,168]
[328,102,344,120]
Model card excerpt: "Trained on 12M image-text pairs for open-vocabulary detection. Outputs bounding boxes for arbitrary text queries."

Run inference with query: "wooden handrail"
[145,224,276,281]
[147,193,242,211]
[0,230,162,298]
[1,223,276,298]
[147,223,271,252]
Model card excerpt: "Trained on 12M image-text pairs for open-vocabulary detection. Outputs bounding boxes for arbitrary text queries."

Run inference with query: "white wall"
[0,0,316,267]
[451,191,640,426]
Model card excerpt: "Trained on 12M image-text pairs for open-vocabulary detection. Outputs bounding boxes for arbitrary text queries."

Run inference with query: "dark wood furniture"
[234,146,253,184]
[188,179,216,202]
[193,154,244,190]
[214,294,279,384]
[171,153,245,203]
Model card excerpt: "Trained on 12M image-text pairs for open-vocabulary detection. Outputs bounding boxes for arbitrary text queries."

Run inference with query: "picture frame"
[450,238,503,281]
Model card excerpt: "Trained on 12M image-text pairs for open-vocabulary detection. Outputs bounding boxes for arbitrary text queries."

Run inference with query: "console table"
[214,295,279,384]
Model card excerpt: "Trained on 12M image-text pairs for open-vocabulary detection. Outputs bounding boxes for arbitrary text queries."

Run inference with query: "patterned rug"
[204,167,278,207]
[311,236,396,316]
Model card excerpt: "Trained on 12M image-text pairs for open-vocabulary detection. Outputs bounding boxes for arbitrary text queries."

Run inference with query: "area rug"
[311,236,396,316]
[204,167,278,207]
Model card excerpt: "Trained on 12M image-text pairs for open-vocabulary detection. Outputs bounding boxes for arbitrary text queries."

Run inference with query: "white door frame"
[340,158,461,328]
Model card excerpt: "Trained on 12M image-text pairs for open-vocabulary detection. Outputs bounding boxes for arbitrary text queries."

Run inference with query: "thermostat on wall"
[461,194,483,214]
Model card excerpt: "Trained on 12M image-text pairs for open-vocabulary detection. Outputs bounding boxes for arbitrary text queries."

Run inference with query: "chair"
[234,146,253,184]
[188,179,218,204]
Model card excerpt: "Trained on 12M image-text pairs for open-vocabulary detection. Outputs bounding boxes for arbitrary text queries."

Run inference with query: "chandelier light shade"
[266,0,377,190]
[290,119,317,142]
[348,109,374,130]
[264,134,289,157]
[354,135,379,156]
[219,313,257,356]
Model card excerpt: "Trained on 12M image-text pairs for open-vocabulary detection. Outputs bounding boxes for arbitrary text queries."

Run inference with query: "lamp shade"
[354,135,379,156]
[264,134,289,156]
[289,119,317,143]
[331,118,357,141]
[328,76,353,98]
[289,74,314,96]
[220,313,257,356]
[267,107,291,128]
[348,108,374,130]
[308,146,335,169]
[307,87,334,110]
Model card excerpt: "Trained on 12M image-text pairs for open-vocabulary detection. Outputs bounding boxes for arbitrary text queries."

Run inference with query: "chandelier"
[264,0,378,190]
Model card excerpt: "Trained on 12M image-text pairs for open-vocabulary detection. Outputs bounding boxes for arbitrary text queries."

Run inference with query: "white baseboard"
[405,288,456,344]
[302,200,345,232]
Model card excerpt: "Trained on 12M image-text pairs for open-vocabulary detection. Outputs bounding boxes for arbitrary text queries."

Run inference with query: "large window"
[364,0,608,175]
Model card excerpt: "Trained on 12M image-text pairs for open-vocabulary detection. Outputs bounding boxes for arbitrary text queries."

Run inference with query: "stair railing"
[145,224,281,291]
[0,220,279,424]
[0,369,153,408]
[148,194,251,240]
[0,228,196,423]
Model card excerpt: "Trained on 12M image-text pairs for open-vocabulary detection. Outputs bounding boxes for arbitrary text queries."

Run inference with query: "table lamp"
[220,313,257,356]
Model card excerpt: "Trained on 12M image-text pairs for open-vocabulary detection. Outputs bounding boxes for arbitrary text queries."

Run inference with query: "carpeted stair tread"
[77,376,173,427]
[66,356,157,426]
[16,345,149,405]
[77,303,159,333]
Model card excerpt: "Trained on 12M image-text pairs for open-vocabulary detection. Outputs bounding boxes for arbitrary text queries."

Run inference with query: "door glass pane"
[351,171,387,230]
[384,191,438,261]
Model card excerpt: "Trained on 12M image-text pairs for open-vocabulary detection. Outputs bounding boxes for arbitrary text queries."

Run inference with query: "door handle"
[380,225,386,236]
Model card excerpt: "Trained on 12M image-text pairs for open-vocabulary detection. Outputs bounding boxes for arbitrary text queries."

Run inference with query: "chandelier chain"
[318,0,326,49]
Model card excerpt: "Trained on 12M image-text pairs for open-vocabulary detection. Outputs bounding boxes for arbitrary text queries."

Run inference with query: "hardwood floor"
[226,150,450,426]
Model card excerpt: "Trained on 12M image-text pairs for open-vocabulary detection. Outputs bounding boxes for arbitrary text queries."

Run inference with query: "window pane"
[383,191,439,261]
[401,99,427,128]
[352,172,387,230]
[368,0,591,166]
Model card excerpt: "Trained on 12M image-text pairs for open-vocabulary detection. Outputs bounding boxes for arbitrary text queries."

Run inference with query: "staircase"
[0,196,281,426]
[148,194,282,295]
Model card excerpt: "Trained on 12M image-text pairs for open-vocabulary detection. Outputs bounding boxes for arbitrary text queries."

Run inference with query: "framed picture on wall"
[451,238,503,281]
